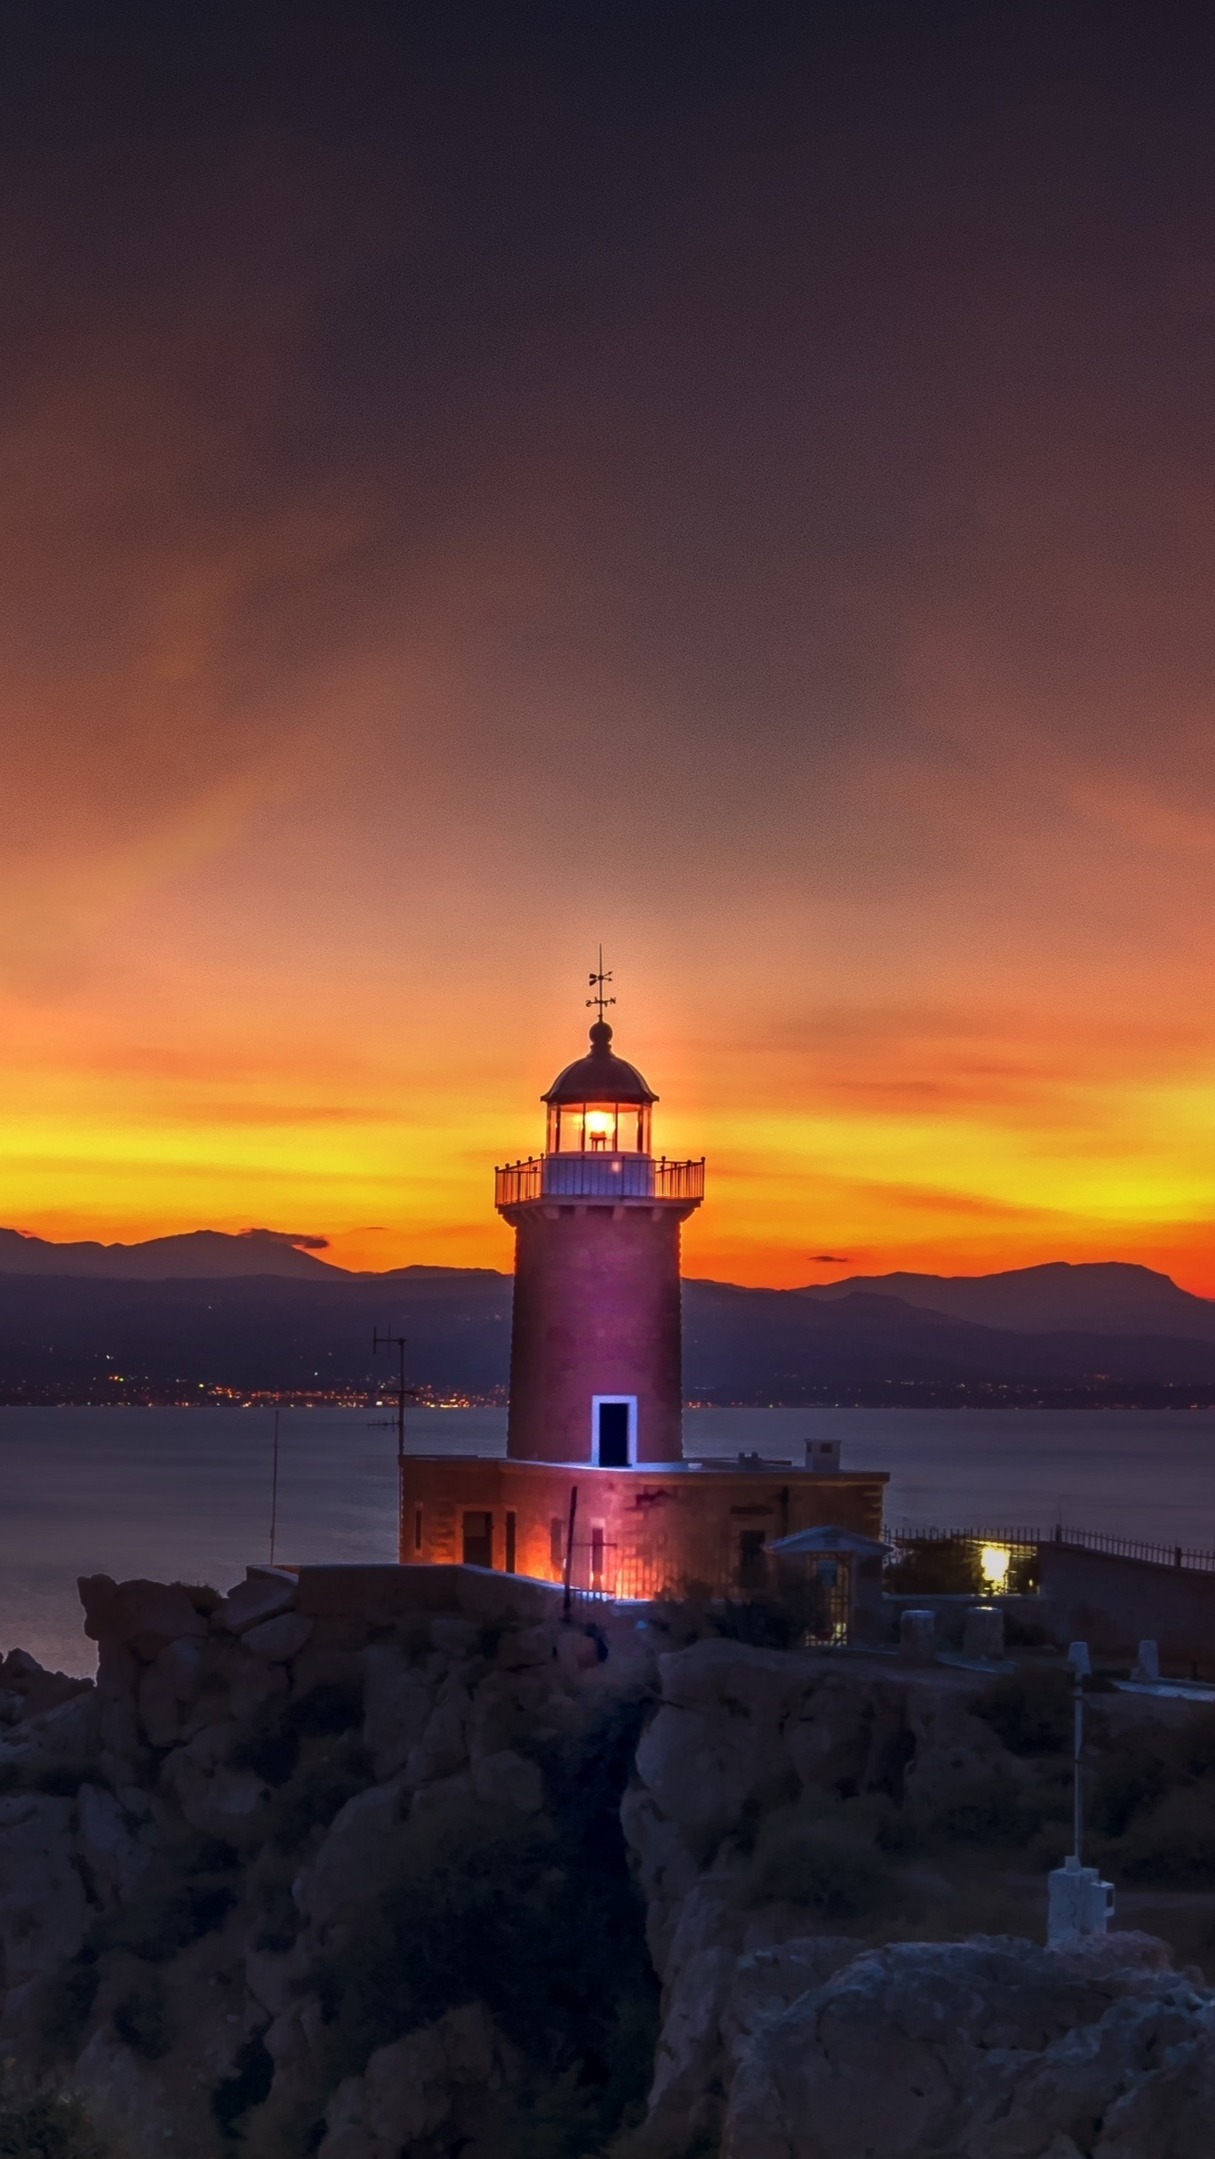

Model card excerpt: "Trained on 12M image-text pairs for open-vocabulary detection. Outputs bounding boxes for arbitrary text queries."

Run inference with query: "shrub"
[927,1775,1026,1846]
[176,1583,223,1616]
[38,1958,101,2056]
[211,2032,274,2141]
[113,1980,172,2061]
[1118,1788,1215,1887]
[230,1680,364,1787]
[971,1668,1072,1755]
[88,1874,236,1963]
[311,1697,658,2158]
[268,1740,372,1855]
[1174,1707,1215,1780]
[745,1802,895,1919]
[0,2071,107,2159]
[1090,1743,1170,1838]
[749,1826,891,1918]
[885,1538,980,1595]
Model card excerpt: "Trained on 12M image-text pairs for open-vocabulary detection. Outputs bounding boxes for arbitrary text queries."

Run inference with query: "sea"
[4,1404,1215,1675]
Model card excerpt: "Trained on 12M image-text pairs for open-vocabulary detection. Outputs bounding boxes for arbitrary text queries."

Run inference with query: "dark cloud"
[239,1228,330,1250]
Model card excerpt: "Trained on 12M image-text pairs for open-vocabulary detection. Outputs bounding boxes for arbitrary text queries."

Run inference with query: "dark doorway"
[737,1529,767,1591]
[597,1400,631,1467]
[462,1510,494,1569]
[505,1510,517,1574]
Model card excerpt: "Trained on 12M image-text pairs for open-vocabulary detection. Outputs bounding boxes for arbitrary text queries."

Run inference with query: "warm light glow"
[980,1545,1012,1593]
[585,1111,613,1136]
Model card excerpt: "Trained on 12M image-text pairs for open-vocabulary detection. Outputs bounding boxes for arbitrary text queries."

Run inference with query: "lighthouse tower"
[399,970,887,1601]
[494,991,704,1467]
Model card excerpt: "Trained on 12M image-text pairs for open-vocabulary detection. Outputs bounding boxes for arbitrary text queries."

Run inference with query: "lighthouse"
[495,1006,703,1467]
[399,970,887,1603]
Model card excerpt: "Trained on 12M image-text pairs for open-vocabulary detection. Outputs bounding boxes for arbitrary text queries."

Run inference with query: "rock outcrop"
[723,1935,1215,2159]
[6,1584,1215,2157]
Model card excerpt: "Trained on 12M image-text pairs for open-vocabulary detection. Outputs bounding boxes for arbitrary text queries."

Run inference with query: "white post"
[1047,1640,1114,1946]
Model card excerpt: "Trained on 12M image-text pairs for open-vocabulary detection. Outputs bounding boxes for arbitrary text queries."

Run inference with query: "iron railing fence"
[494,1154,705,1208]
[885,1521,1215,1578]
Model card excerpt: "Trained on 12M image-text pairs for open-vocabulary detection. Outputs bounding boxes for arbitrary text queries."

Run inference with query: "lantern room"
[542,1019,656,1156]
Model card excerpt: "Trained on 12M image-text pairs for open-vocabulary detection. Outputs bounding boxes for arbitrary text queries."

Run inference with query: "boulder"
[466,1668,557,1764]
[496,1623,557,1671]
[2,1686,100,1771]
[634,1642,806,1849]
[78,1575,206,1657]
[160,1720,268,1835]
[243,1614,314,1663]
[138,1637,207,1746]
[430,1615,480,1658]
[0,1649,91,1722]
[784,1672,909,1798]
[318,2004,514,2159]
[646,1879,743,2123]
[722,1935,1215,2159]
[620,1783,700,1971]
[0,1793,86,1991]
[361,1644,432,1779]
[75,1783,158,1904]
[406,1685,472,1785]
[213,1570,299,1636]
[219,1646,289,1722]
[900,1683,1030,1817]
[295,1781,407,1935]
[470,1749,544,1814]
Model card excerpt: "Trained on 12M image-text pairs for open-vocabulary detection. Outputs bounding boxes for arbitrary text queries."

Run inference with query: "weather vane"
[587,945,616,1024]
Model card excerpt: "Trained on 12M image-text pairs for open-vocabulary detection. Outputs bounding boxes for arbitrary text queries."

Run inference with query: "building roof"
[543,1020,658,1105]
[769,1526,889,1557]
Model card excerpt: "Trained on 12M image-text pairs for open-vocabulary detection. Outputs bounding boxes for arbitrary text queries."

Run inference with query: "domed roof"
[543,1021,658,1105]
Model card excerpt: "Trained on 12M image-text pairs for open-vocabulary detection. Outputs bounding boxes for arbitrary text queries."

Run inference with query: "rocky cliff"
[3,1577,1215,2158]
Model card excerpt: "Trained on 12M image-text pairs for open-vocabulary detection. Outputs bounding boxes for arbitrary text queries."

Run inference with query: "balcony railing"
[495,1154,705,1208]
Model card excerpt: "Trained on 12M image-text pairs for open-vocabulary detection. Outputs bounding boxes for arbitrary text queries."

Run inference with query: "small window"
[737,1529,767,1591]
[413,1505,423,1554]
[462,1510,494,1569]
[550,1516,565,1571]
[505,1510,517,1574]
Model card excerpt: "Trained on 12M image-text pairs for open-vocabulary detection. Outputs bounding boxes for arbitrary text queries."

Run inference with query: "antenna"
[268,1408,281,1567]
[586,944,616,1025]
[372,1328,412,1463]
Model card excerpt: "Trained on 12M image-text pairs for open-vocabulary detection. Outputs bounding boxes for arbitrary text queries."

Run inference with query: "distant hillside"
[682,1280,1215,1400]
[801,1261,1215,1340]
[0,1228,341,1279]
[0,1269,513,1399]
[6,1260,1215,1402]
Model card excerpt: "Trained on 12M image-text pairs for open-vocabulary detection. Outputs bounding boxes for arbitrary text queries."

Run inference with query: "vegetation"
[971,1668,1073,1755]
[112,1980,173,2061]
[305,1693,658,2159]
[650,1574,832,1651]
[229,1680,364,1787]
[0,2068,107,2159]
[211,2033,275,2143]
[885,1537,1037,1597]
[747,1808,895,1920]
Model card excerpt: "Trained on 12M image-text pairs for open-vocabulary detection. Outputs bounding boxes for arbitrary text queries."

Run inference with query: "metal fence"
[885,1520,1215,1578]
[494,1154,705,1208]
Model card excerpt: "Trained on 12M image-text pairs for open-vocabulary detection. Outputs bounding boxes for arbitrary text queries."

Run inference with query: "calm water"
[4,1405,1215,1674]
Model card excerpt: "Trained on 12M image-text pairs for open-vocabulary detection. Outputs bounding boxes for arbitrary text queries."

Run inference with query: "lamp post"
[1046,1640,1115,1946]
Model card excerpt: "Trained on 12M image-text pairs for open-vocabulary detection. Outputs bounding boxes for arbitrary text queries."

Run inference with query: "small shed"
[768,1524,888,1642]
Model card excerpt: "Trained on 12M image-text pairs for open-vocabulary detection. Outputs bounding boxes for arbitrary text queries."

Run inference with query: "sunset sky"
[6,4,1215,1290]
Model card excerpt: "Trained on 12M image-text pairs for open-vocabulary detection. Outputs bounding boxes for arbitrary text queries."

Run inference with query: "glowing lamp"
[980,1543,1011,1593]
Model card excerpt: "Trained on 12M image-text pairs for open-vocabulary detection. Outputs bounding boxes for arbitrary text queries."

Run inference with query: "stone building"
[400,1001,887,1602]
